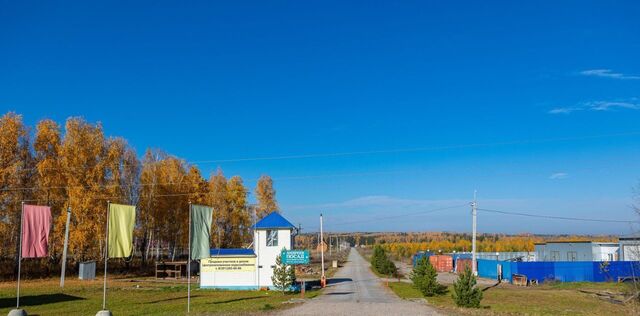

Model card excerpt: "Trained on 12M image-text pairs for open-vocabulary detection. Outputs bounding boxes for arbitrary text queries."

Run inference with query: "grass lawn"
[388,281,639,315]
[0,278,319,315]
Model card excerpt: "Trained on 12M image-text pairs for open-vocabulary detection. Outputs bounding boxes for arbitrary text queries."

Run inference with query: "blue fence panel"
[594,261,640,282]
[554,261,593,282]
[501,261,513,282]
[477,259,498,279]
[510,261,640,284]
[511,261,555,283]
[464,258,640,284]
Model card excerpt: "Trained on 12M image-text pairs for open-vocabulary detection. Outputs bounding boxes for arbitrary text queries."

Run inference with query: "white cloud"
[586,101,640,111]
[549,172,568,180]
[580,69,640,80]
[548,100,640,114]
[548,107,579,114]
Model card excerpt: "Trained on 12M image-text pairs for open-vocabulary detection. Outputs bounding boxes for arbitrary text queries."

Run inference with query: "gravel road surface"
[279,248,442,316]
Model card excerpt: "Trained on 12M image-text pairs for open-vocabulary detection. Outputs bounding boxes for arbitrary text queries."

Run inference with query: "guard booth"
[200,212,296,290]
[253,212,296,289]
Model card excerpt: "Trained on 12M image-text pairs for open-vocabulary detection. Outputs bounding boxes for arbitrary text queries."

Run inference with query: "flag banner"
[21,205,52,258]
[191,205,213,259]
[108,203,136,258]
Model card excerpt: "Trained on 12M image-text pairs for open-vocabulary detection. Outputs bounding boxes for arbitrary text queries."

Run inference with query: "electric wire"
[10,130,640,173]
[477,207,638,223]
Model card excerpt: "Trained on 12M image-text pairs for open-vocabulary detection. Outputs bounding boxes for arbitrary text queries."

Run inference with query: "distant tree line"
[0,112,279,266]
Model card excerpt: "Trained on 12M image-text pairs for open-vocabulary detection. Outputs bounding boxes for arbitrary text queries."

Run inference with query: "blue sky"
[2,1,640,234]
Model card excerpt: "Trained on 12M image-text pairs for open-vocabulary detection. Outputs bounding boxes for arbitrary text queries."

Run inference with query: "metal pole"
[255,207,259,289]
[103,201,110,310]
[471,191,477,276]
[60,206,71,288]
[187,202,192,313]
[320,213,325,287]
[17,201,24,308]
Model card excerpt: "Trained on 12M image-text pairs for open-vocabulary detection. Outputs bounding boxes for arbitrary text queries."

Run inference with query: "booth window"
[267,230,278,247]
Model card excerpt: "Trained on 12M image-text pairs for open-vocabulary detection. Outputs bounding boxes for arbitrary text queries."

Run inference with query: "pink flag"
[21,205,52,258]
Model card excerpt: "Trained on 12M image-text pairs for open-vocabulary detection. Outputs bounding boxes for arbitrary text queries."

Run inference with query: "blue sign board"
[281,250,310,265]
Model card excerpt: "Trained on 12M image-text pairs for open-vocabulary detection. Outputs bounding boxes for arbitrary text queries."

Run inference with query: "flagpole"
[16,201,24,309]
[61,205,71,288]
[188,202,192,313]
[103,201,110,311]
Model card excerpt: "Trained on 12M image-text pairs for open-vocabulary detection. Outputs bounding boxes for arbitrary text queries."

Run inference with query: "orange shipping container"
[455,258,473,273]
[429,255,453,272]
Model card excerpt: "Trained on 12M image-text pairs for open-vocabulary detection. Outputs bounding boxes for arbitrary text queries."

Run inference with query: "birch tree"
[255,175,278,219]
[0,112,34,258]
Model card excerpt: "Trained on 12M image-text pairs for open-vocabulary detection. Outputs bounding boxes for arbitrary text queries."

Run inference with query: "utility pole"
[320,213,326,287]
[471,190,478,276]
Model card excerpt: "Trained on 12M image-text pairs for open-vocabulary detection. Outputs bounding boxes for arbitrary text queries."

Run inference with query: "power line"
[10,130,640,173]
[0,170,407,192]
[189,131,640,164]
[19,191,213,203]
[4,130,640,192]
[477,207,638,224]
[302,204,469,230]
[300,205,638,231]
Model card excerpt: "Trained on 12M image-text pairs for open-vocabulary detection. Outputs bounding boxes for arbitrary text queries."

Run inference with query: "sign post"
[281,250,310,297]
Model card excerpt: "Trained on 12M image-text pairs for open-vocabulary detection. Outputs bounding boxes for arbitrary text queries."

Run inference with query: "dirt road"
[279,248,441,316]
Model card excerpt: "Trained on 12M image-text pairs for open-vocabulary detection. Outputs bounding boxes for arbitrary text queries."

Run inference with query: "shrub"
[452,267,483,308]
[371,245,397,276]
[410,256,446,297]
[271,250,296,293]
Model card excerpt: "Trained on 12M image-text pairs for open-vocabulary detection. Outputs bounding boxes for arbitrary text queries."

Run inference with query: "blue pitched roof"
[254,212,296,229]
[209,248,255,256]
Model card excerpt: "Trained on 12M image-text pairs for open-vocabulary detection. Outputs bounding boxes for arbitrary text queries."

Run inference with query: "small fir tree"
[452,267,483,308]
[272,252,296,293]
[370,245,397,275]
[410,256,446,296]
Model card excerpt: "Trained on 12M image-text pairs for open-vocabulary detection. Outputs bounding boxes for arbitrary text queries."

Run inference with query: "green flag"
[191,204,213,259]
[108,203,136,258]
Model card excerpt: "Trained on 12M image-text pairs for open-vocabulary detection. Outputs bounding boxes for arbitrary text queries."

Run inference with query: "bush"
[410,256,446,297]
[271,250,296,293]
[452,267,483,308]
[371,245,397,276]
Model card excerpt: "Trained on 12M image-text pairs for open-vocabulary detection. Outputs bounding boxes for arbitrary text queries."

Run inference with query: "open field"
[0,278,319,316]
[388,281,638,315]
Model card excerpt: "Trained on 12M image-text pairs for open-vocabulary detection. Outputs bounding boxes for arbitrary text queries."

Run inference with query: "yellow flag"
[108,203,136,258]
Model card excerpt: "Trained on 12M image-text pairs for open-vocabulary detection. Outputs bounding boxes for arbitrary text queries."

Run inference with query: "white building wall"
[591,244,619,261]
[254,228,292,288]
[535,244,546,261]
[619,240,640,261]
[200,257,257,289]
[536,242,619,262]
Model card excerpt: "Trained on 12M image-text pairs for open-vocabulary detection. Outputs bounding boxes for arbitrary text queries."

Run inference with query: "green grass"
[388,281,638,316]
[0,278,319,315]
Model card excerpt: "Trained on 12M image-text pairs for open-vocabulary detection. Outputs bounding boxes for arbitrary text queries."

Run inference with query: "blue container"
[412,251,434,267]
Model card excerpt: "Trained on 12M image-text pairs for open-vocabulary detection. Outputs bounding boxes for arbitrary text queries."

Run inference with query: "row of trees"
[379,234,617,260]
[0,112,279,264]
[410,256,483,308]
